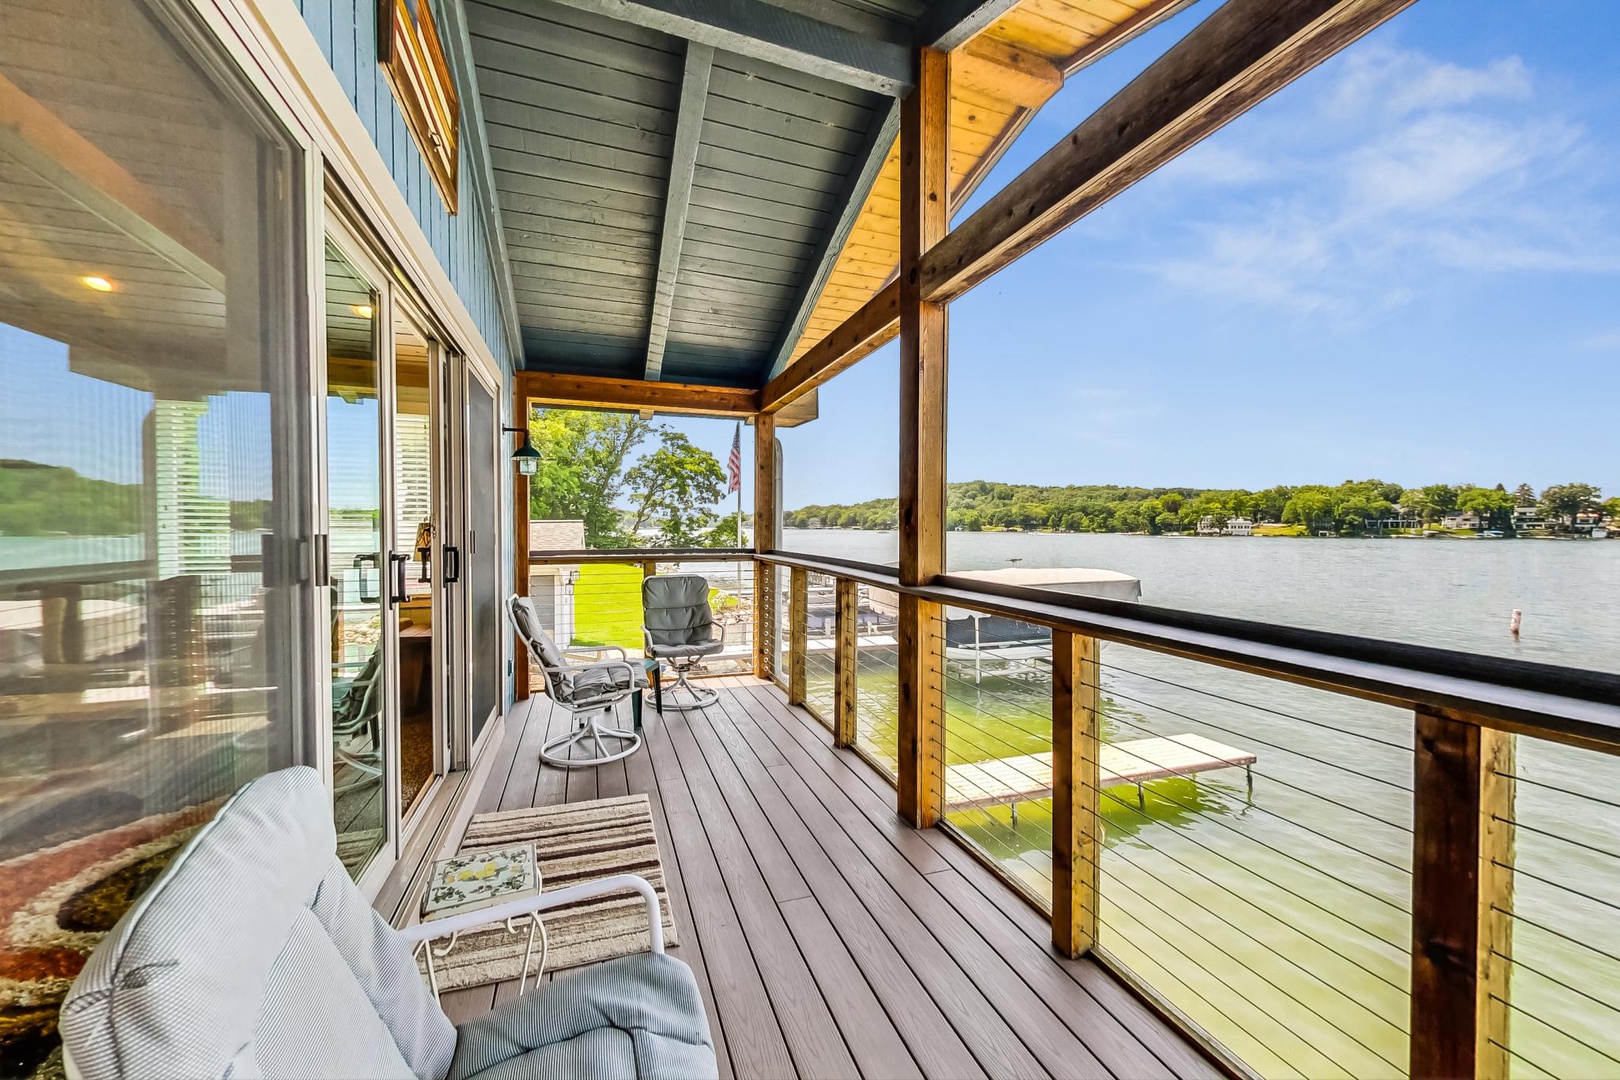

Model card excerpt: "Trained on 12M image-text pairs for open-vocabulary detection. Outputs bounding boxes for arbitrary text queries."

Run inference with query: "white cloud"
[1577,329,1620,351]
[1138,44,1620,317]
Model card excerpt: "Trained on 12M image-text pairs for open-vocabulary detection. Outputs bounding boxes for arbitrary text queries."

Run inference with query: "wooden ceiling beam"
[517,370,760,416]
[761,279,897,413]
[543,0,912,96]
[645,42,712,381]
[920,0,1418,304]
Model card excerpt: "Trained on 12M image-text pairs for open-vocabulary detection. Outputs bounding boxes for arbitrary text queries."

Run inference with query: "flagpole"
[736,422,744,592]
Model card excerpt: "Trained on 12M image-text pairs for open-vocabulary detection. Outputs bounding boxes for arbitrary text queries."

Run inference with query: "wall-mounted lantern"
[503,425,540,476]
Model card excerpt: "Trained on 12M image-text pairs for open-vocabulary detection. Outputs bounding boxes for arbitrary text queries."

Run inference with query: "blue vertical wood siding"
[299,0,514,375]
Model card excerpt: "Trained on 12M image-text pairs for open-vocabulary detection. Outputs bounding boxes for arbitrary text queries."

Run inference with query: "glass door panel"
[465,371,500,745]
[390,312,439,820]
[323,240,386,876]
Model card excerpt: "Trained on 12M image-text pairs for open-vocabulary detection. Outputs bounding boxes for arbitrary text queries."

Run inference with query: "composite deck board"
[461,677,1215,1079]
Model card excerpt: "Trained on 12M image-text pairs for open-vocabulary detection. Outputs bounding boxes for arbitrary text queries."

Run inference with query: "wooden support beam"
[1410,710,1515,1079]
[543,0,913,96]
[1052,632,1101,958]
[954,37,1063,110]
[761,281,898,414]
[919,0,1418,304]
[513,393,532,700]
[896,46,949,830]
[834,577,858,748]
[752,412,776,681]
[645,43,712,381]
[787,567,808,705]
[764,100,900,382]
[515,371,759,417]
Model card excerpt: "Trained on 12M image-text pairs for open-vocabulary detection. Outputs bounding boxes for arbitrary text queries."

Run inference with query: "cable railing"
[753,548,1620,1080]
[526,550,757,685]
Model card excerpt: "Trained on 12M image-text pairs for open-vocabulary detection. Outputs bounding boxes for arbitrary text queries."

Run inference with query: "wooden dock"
[945,733,1257,813]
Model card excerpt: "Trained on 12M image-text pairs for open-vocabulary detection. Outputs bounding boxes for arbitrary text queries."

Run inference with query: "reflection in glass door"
[390,310,441,821]
[323,239,386,875]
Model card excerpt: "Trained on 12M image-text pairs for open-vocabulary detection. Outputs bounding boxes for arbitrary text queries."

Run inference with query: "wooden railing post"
[787,567,808,704]
[752,413,775,682]
[1410,710,1515,1079]
[1053,632,1101,958]
[896,44,949,829]
[833,578,858,747]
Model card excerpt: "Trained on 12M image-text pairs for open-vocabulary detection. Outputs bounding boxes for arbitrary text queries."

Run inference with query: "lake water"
[784,529,1620,1079]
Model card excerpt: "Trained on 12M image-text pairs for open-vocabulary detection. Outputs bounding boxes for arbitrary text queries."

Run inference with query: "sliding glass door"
[322,220,504,880]
[323,238,388,874]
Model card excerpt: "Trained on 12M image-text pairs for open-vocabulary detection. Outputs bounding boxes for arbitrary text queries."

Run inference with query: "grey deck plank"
[742,679,1220,1080]
[652,709,856,1078]
[640,711,800,1078]
[622,705,735,1080]
[454,681,1216,1079]
[695,691,969,1079]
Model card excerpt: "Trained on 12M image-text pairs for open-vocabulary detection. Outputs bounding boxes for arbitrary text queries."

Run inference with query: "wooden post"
[643,560,658,579]
[1052,632,1101,958]
[513,393,531,700]
[896,45,949,829]
[752,413,775,681]
[787,567,808,704]
[1410,710,1514,1079]
[834,577,857,748]
[1478,728,1515,1079]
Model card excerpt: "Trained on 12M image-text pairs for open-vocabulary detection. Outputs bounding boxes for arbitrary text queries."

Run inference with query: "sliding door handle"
[443,545,461,585]
[389,552,409,605]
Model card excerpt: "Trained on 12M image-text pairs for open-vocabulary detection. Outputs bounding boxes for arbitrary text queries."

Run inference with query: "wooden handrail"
[528,548,754,566]
[754,549,1620,754]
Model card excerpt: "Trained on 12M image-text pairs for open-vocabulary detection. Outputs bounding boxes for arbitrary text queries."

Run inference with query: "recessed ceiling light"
[352,304,373,318]
[82,275,114,292]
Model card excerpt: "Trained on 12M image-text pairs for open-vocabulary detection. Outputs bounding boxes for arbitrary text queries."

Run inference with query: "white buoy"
[1510,609,1523,638]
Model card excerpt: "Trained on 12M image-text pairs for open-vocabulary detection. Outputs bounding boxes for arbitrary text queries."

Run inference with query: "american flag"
[726,422,742,494]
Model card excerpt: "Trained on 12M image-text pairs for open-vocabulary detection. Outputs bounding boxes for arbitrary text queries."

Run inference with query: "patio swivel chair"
[508,594,647,767]
[58,766,717,1080]
[642,575,725,712]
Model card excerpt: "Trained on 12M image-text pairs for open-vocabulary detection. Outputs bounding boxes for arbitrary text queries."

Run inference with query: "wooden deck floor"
[439,676,1220,1080]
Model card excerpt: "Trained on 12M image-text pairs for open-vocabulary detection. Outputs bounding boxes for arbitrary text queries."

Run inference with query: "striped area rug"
[419,795,679,991]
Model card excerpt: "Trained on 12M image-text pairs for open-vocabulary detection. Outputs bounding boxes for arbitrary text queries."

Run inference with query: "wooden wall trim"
[919,0,1419,304]
[516,371,759,416]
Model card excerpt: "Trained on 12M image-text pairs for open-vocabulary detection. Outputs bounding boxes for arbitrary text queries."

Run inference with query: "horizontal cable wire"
[1491,993,1620,1068]
[1100,851,1406,1069]
[942,671,1415,881]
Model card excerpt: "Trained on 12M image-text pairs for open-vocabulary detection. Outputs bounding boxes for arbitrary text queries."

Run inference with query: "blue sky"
[713,0,1620,510]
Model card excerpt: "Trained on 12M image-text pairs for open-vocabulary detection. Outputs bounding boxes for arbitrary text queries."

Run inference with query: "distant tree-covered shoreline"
[784,480,1616,537]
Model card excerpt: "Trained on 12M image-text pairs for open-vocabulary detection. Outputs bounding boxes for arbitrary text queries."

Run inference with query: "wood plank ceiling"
[462,0,1184,391]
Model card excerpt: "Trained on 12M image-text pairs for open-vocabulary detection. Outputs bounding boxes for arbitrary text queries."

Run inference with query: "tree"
[1538,483,1602,529]
[1457,487,1515,531]
[1334,493,1393,534]
[1605,497,1620,522]
[1513,483,1537,508]
[624,431,727,546]
[1282,488,1335,530]
[528,410,653,546]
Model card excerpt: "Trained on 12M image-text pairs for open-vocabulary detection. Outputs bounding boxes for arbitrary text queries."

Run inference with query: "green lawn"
[570,563,645,649]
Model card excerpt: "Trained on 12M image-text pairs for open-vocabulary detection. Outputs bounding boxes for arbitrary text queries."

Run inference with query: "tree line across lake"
[785,480,1619,537]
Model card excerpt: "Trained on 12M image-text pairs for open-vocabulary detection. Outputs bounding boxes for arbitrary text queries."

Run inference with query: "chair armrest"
[400,873,664,953]
[713,622,726,647]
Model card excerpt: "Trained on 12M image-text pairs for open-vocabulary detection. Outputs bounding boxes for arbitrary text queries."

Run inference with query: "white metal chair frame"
[508,595,643,768]
[405,873,663,1000]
